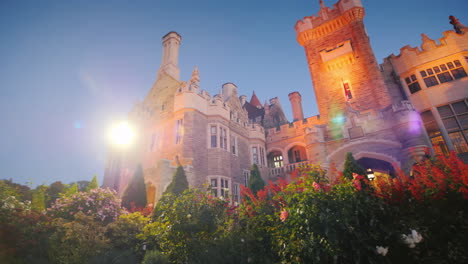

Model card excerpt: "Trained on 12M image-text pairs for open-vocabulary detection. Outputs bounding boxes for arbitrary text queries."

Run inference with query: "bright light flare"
[108,121,136,147]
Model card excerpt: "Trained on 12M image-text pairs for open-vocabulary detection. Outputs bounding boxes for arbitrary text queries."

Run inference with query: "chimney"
[288,92,304,121]
[158,32,181,80]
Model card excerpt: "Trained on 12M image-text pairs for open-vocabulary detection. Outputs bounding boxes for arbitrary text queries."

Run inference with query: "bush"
[141,250,169,264]
[144,189,233,263]
[106,212,150,260]
[48,212,109,264]
[48,187,124,224]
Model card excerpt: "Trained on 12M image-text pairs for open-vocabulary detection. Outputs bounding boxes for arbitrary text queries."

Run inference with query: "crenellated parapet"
[248,123,266,141]
[266,115,321,142]
[295,0,364,46]
[389,29,468,75]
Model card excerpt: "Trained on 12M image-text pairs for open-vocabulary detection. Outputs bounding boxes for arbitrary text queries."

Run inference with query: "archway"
[357,157,396,178]
[287,145,307,164]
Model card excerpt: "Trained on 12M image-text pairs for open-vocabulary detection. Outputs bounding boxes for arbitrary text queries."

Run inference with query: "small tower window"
[343,82,352,100]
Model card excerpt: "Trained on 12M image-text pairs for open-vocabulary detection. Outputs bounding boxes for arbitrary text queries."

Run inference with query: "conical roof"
[250,91,262,108]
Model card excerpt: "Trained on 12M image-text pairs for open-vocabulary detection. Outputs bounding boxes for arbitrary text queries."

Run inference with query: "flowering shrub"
[48,187,124,224]
[1,196,52,263]
[48,212,110,264]
[142,189,235,263]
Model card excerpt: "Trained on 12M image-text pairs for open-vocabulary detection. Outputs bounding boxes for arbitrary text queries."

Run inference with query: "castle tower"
[288,91,304,121]
[157,31,181,80]
[295,0,393,123]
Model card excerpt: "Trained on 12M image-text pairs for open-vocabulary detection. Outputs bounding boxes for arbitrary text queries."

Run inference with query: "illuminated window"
[175,119,183,144]
[273,155,283,168]
[343,82,352,100]
[421,110,448,156]
[437,100,468,154]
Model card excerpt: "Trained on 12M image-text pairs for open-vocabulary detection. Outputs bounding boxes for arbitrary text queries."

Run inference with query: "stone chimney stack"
[288,91,304,121]
[158,31,181,80]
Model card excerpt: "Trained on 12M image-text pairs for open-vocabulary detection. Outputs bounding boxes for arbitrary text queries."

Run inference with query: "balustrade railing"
[268,160,310,177]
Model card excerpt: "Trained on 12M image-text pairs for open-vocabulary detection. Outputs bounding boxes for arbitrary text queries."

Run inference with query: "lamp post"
[366,168,375,181]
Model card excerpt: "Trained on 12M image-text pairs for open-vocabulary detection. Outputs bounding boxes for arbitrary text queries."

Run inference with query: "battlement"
[266,115,321,142]
[295,0,364,45]
[389,29,468,75]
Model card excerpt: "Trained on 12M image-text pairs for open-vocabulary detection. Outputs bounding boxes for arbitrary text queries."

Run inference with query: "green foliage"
[86,175,99,191]
[1,196,51,264]
[47,181,65,207]
[342,152,366,180]
[106,212,150,260]
[31,185,47,212]
[141,250,169,264]
[122,165,147,210]
[143,189,232,263]
[0,179,31,201]
[61,183,78,198]
[164,165,188,195]
[76,180,90,192]
[248,163,265,194]
[48,212,109,264]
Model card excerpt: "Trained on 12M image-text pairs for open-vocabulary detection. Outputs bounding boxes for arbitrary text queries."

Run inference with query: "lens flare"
[108,121,135,147]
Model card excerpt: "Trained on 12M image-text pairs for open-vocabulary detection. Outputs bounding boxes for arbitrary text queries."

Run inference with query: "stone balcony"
[268,161,310,179]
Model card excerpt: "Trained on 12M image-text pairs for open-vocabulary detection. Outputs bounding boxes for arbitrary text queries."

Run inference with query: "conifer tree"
[249,163,265,195]
[164,165,189,195]
[86,175,99,191]
[63,183,79,197]
[122,165,147,210]
[342,152,366,180]
[31,185,47,212]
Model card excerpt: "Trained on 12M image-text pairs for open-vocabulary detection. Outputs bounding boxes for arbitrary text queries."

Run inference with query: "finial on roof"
[191,66,199,80]
[319,0,325,9]
[250,91,262,108]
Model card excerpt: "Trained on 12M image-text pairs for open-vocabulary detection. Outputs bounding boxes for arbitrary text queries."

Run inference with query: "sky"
[1,0,467,188]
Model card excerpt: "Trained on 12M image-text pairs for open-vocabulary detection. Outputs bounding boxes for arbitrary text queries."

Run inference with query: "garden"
[1,152,467,264]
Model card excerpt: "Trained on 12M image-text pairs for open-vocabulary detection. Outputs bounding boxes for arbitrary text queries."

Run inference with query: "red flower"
[280,210,289,222]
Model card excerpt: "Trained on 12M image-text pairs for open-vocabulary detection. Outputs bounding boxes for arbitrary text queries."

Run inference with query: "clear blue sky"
[1,0,467,187]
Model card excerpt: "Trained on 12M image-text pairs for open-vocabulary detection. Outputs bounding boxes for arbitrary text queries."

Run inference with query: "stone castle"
[103,0,468,205]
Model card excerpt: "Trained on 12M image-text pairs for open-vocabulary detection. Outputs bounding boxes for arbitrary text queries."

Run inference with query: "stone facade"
[385,28,468,161]
[104,0,468,204]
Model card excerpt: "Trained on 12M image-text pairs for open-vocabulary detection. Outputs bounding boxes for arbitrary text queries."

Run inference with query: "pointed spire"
[250,91,262,108]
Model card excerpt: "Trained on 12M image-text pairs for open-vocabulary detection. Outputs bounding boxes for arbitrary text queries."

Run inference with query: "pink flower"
[280,210,289,222]
[353,179,362,191]
[313,182,321,191]
[352,173,364,181]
